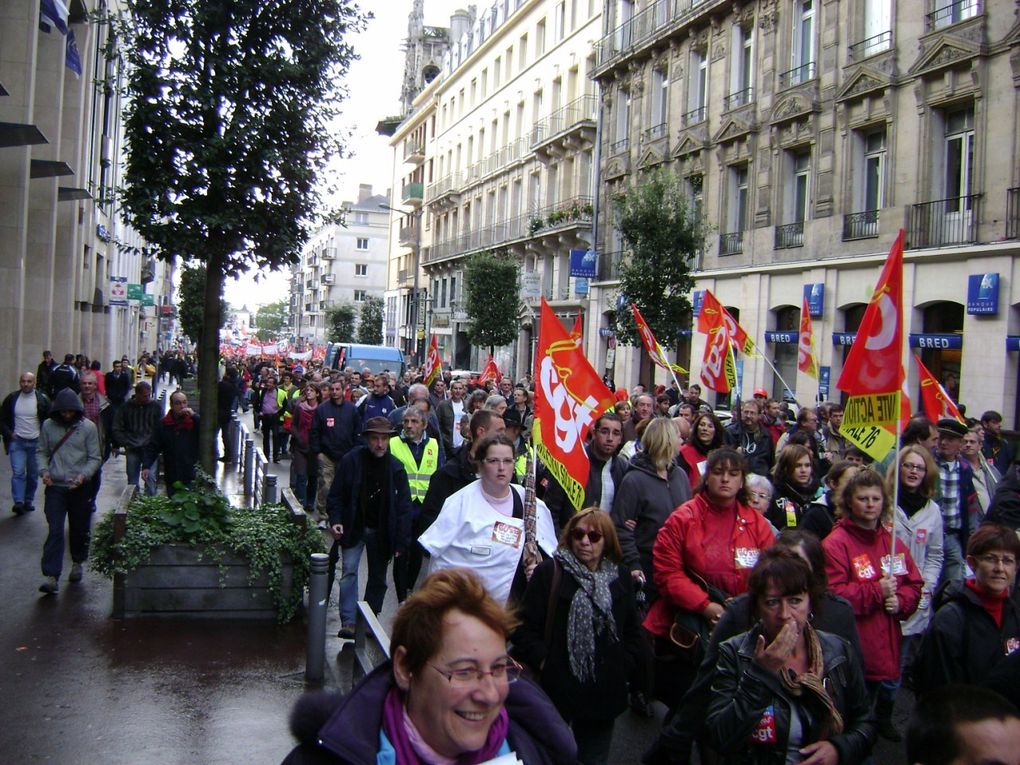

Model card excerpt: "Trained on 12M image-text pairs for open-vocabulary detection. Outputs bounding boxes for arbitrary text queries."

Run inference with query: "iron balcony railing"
[926,0,980,31]
[842,210,880,241]
[425,172,462,204]
[403,140,425,162]
[530,95,597,149]
[848,30,892,60]
[907,194,982,249]
[593,0,716,70]
[778,61,816,89]
[719,232,743,256]
[610,137,629,154]
[462,137,530,191]
[1007,188,1020,240]
[642,122,668,141]
[723,88,754,111]
[682,106,706,126]
[774,222,805,249]
[401,182,424,205]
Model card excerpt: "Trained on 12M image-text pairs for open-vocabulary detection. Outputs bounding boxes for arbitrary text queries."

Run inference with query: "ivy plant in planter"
[90,480,324,622]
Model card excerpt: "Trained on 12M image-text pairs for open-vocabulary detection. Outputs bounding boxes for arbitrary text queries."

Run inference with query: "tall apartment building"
[291,184,389,344]
[589,0,1020,422]
[388,0,603,375]
[0,0,173,386]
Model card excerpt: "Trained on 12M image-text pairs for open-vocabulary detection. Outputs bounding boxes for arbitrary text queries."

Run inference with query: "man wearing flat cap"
[935,417,978,586]
[326,416,412,639]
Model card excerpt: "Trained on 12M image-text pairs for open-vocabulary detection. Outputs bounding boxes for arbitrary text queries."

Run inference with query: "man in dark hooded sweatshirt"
[37,389,102,594]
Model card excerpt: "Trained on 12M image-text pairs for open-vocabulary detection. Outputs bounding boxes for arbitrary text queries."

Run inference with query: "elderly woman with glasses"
[915,523,1020,694]
[282,568,577,765]
[419,433,557,607]
[512,508,644,765]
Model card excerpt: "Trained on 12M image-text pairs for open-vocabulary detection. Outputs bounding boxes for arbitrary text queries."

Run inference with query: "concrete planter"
[114,544,294,620]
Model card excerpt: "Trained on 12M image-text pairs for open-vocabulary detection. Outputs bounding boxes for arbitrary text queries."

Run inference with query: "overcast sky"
[224,0,467,308]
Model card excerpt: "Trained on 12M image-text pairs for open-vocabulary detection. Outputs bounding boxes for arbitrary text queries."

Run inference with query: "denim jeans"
[41,485,93,578]
[940,532,965,589]
[125,447,157,496]
[9,437,39,506]
[336,527,390,627]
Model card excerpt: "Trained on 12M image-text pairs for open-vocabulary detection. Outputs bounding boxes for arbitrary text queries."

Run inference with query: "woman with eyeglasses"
[915,523,1020,694]
[282,568,578,765]
[512,508,644,765]
[419,433,557,607]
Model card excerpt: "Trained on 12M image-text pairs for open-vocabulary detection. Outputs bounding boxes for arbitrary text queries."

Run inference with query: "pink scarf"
[381,686,509,765]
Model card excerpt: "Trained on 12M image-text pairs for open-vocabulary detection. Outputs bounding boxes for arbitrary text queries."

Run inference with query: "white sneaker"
[39,576,58,595]
[69,563,83,582]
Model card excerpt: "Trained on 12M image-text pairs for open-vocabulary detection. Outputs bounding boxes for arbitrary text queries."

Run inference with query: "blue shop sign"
[764,330,797,344]
[804,283,824,318]
[967,273,999,315]
[1007,336,1020,352]
[692,289,705,318]
[569,249,597,279]
[909,333,963,350]
[832,332,857,346]
[574,277,589,295]
[818,366,831,400]
[598,327,615,338]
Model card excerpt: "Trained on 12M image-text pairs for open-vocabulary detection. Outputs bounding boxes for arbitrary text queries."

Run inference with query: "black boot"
[875,695,902,741]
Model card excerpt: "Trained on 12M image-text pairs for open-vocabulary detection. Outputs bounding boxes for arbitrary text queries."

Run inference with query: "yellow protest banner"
[839,392,900,461]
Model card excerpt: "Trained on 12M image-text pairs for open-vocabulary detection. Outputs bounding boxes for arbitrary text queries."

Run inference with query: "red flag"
[570,310,584,348]
[798,294,818,379]
[697,290,756,355]
[915,355,964,423]
[480,354,500,385]
[700,323,737,393]
[631,304,688,375]
[533,298,616,511]
[423,335,443,388]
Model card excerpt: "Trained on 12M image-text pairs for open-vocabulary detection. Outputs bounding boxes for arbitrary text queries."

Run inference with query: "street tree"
[254,300,289,336]
[326,303,357,344]
[356,295,384,345]
[177,264,227,348]
[117,0,366,472]
[612,170,702,383]
[463,249,521,354]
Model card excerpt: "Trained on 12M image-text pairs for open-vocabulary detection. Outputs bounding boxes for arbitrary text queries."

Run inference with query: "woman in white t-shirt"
[419,432,557,606]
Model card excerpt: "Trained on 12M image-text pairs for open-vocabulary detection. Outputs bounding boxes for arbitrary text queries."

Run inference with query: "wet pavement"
[0,398,910,763]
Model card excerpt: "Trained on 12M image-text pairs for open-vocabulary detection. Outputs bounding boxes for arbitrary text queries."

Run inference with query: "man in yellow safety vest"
[389,404,442,601]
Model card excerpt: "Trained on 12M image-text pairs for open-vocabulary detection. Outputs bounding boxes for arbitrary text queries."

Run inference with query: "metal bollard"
[262,473,278,505]
[305,552,329,684]
[243,437,255,496]
[229,414,241,464]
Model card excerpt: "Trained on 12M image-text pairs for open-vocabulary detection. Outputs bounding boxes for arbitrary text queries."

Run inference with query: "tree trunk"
[198,252,225,474]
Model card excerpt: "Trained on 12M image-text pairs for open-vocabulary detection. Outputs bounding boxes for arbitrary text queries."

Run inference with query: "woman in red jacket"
[646,447,775,707]
[823,468,923,742]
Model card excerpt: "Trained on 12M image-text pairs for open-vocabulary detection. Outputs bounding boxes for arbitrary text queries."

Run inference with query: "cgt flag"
[699,306,737,393]
[533,299,616,511]
[798,293,819,379]
[630,303,688,375]
[480,354,500,385]
[697,289,756,355]
[836,229,905,461]
[423,335,443,388]
[570,310,584,348]
[915,355,964,423]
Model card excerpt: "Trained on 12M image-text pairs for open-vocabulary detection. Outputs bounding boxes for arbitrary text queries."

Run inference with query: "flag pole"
[753,350,801,407]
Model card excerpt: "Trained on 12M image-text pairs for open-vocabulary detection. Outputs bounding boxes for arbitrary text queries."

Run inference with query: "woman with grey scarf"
[511,507,646,765]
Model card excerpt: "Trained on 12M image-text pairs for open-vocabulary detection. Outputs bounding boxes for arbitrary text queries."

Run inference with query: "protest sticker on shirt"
[1005,637,1020,656]
[880,553,907,576]
[492,522,523,549]
[750,705,777,744]
[326,417,335,428]
[915,529,927,545]
[852,554,877,580]
[735,547,760,569]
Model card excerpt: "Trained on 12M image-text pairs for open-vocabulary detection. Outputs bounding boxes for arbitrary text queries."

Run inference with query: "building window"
[519,34,528,69]
[650,68,668,133]
[789,151,811,223]
[844,129,885,239]
[862,130,886,213]
[686,174,704,221]
[536,19,546,56]
[783,0,816,86]
[354,290,367,302]
[613,89,631,152]
[929,0,979,30]
[355,263,368,277]
[727,24,754,108]
[440,278,448,307]
[685,49,708,124]
[353,211,368,224]
[356,238,369,250]
[494,57,502,88]
[729,165,749,232]
[555,2,566,41]
[850,0,891,58]
[943,107,974,204]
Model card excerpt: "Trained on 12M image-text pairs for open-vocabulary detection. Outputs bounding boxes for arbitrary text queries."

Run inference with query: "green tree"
[254,299,289,336]
[117,0,366,472]
[356,295,384,345]
[612,170,702,380]
[463,249,521,353]
[177,264,227,347]
[325,303,356,343]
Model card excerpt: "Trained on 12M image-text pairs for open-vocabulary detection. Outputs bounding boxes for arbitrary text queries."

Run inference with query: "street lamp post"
[380,201,424,365]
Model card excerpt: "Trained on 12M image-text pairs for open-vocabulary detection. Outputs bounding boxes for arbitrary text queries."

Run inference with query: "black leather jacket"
[706,627,875,765]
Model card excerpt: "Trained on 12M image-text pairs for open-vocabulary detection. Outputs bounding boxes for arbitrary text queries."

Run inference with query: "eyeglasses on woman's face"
[428,658,523,688]
[570,528,603,544]
[901,461,926,474]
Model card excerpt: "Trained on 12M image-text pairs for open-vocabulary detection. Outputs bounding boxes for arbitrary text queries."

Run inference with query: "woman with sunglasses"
[915,523,1020,693]
[419,432,557,607]
[512,508,644,765]
[283,568,577,764]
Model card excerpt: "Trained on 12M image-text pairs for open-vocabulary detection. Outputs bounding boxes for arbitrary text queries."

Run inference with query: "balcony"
[321,274,335,285]
[926,0,980,31]
[642,123,668,142]
[596,250,623,281]
[778,61,816,90]
[530,95,598,163]
[906,194,982,249]
[609,137,629,155]
[723,88,754,111]
[397,268,413,287]
[1007,188,1020,240]
[398,223,418,247]
[774,222,804,249]
[682,106,706,127]
[848,31,892,61]
[718,232,743,256]
[321,248,335,260]
[403,140,425,165]
[425,172,461,208]
[842,210,880,241]
[401,182,424,207]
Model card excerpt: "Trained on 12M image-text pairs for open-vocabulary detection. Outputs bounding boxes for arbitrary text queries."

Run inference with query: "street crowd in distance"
[8,350,1020,764]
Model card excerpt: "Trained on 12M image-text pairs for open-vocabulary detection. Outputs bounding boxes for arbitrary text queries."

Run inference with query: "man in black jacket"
[723,399,775,476]
[112,381,162,496]
[310,380,361,527]
[327,417,412,638]
[48,354,80,396]
[1,372,50,514]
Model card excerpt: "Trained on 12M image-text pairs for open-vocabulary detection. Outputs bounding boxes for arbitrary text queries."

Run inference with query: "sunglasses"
[570,528,603,544]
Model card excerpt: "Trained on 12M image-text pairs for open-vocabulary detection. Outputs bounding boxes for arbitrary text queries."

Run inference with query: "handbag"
[660,572,730,668]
